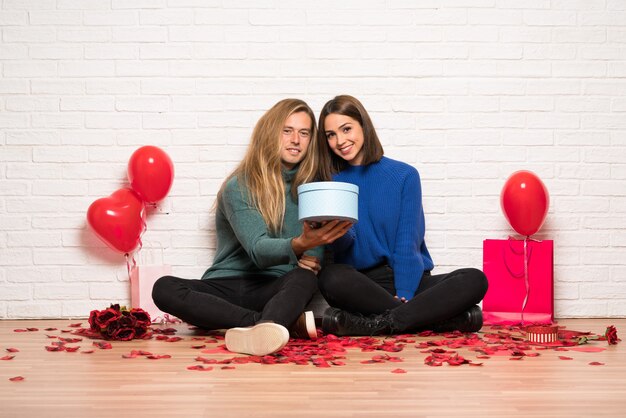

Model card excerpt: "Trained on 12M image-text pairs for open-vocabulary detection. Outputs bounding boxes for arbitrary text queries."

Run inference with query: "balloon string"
[137,218,147,255]
[504,235,543,325]
[133,210,148,268]
[521,236,530,325]
[125,253,136,281]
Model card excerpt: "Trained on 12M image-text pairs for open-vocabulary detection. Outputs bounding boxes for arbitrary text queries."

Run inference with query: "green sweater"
[202,167,323,280]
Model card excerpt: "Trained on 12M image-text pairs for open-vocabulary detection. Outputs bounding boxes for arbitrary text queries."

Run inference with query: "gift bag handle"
[502,237,533,278]
[125,238,164,283]
[138,241,165,266]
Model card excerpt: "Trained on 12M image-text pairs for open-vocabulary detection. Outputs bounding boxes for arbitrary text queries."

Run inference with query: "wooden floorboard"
[1,318,625,417]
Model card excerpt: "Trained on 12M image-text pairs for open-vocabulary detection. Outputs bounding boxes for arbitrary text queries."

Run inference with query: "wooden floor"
[1,318,625,418]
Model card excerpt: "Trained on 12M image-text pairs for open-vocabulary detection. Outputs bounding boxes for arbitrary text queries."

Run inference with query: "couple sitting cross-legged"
[152,96,488,356]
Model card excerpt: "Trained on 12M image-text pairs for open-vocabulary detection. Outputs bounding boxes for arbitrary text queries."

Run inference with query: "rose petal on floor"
[45,345,65,352]
[187,365,213,371]
[93,341,112,350]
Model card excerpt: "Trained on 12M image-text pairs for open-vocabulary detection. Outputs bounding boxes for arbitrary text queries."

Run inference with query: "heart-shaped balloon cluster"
[87,146,174,254]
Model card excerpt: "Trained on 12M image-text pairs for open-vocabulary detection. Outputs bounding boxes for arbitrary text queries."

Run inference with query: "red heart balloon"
[500,170,550,237]
[128,145,174,203]
[87,188,146,254]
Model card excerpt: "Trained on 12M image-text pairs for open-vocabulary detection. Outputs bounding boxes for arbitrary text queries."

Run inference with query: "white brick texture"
[1,2,625,319]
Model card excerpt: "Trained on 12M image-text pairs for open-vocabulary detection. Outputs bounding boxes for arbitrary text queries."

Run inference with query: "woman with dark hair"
[152,99,351,355]
[315,95,488,336]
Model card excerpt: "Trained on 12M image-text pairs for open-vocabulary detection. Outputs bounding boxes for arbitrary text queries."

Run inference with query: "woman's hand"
[298,254,321,275]
[394,296,408,303]
[291,219,353,256]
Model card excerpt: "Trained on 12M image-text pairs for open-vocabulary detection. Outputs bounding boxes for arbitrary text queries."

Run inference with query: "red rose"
[88,310,99,331]
[95,308,122,330]
[605,325,619,345]
[135,327,149,339]
[130,308,151,328]
[110,327,136,341]
[103,320,120,338]
[117,314,135,329]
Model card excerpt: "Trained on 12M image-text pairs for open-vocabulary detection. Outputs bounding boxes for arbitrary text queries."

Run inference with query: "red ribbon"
[504,235,542,325]
[151,313,181,325]
[125,215,148,280]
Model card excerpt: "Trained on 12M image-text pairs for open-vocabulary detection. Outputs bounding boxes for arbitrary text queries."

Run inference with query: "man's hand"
[298,254,321,275]
[291,219,353,256]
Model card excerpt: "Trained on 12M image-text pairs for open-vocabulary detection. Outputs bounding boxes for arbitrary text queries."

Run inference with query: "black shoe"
[429,305,483,333]
[321,307,395,336]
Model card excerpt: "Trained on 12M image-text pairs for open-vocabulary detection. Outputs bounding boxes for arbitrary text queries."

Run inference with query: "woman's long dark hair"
[316,95,384,180]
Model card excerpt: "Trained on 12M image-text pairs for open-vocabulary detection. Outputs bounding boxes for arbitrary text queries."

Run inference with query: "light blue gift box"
[297,181,359,223]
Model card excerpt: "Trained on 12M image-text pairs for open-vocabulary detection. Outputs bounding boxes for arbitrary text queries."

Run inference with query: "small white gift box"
[297,181,359,223]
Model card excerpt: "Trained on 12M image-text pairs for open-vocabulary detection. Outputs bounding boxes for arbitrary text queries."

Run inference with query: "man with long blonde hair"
[153,99,351,355]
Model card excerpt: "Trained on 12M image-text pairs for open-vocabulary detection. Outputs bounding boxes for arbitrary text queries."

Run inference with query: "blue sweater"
[331,157,434,300]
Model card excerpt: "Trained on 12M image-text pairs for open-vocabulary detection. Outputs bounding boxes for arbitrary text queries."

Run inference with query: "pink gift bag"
[482,238,554,325]
[129,249,172,322]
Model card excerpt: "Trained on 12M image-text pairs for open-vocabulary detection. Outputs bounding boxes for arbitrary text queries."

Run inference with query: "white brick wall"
[1,1,625,319]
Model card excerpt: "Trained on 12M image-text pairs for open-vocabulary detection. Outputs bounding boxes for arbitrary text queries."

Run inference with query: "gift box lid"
[297,181,359,194]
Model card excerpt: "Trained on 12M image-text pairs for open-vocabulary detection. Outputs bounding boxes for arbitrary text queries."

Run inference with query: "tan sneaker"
[289,311,318,339]
[224,323,289,356]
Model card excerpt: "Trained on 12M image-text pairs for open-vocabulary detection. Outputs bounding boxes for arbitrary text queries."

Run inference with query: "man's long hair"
[218,99,318,234]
